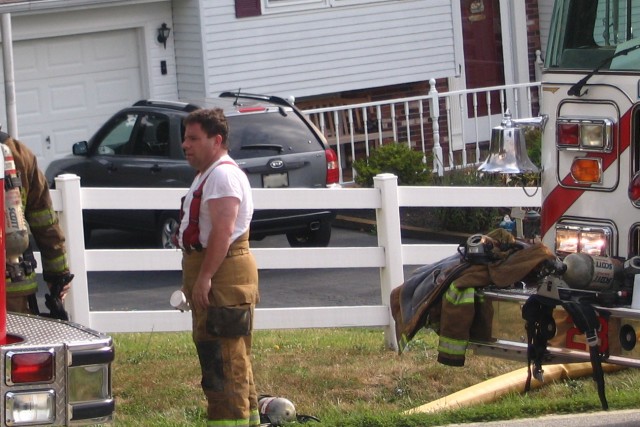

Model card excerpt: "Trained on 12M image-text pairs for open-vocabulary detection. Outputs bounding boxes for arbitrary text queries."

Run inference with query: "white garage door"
[3,29,143,170]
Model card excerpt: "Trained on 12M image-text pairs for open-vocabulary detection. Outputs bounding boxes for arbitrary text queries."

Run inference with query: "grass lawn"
[108,328,640,426]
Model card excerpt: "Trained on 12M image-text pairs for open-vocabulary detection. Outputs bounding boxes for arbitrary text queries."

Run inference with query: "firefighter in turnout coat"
[2,133,72,315]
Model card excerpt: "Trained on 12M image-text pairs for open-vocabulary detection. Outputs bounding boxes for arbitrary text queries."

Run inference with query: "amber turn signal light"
[570,157,602,184]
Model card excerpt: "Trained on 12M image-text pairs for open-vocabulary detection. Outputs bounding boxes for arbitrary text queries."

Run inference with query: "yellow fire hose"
[405,362,625,414]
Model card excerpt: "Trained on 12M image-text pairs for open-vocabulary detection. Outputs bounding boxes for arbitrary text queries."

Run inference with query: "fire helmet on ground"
[259,396,297,425]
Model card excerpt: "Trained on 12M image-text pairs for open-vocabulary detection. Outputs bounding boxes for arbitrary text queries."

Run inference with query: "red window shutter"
[236,0,261,18]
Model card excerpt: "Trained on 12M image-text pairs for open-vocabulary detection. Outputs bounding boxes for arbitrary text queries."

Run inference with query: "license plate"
[262,172,289,188]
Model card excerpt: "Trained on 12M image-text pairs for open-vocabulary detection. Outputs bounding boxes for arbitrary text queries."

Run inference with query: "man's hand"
[192,276,212,311]
[45,272,73,300]
[48,281,72,300]
[44,273,73,321]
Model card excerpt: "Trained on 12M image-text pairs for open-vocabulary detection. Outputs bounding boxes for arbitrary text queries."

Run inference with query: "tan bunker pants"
[182,233,259,426]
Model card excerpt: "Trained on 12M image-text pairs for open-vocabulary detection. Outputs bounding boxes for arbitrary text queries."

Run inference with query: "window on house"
[253,0,391,15]
[262,0,329,14]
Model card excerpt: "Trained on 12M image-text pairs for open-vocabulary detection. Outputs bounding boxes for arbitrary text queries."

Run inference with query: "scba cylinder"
[1,144,29,267]
[562,253,622,290]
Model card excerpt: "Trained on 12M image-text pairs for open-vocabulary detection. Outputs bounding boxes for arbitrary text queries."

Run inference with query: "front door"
[461,0,505,118]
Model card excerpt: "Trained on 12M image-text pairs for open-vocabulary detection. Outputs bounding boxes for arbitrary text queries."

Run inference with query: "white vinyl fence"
[48,174,541,349]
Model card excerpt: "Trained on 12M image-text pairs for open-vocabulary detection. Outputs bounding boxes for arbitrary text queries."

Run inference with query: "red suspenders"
[173,161,237,251]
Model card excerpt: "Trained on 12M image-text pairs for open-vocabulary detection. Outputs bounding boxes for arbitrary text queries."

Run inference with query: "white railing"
[47,174,541,349]
[302,79,542,184]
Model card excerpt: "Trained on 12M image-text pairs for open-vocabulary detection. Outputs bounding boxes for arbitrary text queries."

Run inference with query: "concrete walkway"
[442,409,640,426]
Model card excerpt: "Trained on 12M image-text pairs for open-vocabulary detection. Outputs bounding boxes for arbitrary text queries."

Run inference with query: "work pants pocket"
[207,304,252,337]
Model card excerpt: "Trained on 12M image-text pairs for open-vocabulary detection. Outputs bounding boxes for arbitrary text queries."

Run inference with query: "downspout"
[1,13,18,138]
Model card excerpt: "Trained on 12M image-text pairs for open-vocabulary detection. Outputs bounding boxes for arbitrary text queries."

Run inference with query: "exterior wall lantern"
[157,23,171,49]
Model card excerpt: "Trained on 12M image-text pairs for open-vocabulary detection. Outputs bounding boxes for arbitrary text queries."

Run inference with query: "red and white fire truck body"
[473,0,640,369]
[539,60,639,261]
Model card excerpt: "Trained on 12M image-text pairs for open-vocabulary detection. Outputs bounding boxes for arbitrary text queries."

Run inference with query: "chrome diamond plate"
[0,313,113,426]
[6,313,110,346]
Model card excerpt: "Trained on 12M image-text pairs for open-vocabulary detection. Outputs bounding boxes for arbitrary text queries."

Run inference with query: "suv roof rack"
[133,99,201,112]
[219,91,291,108]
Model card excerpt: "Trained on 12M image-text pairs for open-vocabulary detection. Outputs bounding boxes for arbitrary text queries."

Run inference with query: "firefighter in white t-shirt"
[175,108,259,426]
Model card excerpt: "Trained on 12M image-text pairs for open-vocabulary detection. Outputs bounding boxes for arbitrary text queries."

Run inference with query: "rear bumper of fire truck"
[469,288,640,368]
[2,313,114,426]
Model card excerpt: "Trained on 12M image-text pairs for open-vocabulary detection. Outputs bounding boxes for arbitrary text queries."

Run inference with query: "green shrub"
[352,136,541,234]
[353,143,433,187]
[525,127,542,166]
[436,207,503,234]
[429,166,505,234]
[434,165,504,186]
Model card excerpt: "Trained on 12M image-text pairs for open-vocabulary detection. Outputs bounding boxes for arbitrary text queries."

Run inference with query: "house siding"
[173,0,206,100]
[538,0,554,57]
[177,0,457,100]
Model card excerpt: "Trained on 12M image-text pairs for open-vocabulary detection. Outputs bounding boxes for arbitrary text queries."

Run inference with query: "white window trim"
[261,0,395,14]
[261,0,329,14]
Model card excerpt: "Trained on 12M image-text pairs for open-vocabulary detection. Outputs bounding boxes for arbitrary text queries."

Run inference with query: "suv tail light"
[325,148,339,185]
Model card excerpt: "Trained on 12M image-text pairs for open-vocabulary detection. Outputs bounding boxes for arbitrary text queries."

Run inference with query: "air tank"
[562,253,623,291]
[2,144,29,281]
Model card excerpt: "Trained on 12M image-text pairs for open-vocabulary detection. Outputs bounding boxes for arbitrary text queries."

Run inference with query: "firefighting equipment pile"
[391,228,555,366]
[391,228,634,410]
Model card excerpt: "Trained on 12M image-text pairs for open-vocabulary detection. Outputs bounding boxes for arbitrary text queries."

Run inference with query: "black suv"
[45,92,340,248]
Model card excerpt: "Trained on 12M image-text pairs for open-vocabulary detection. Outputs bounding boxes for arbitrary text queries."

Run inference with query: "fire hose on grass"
[404,362,625,415]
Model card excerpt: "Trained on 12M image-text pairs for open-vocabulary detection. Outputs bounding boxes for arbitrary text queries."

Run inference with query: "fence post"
[54,174,91,327]
[373,173,403,350]
[429,78,444,176]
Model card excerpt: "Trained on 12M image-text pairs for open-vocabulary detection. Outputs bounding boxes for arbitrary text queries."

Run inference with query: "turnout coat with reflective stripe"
[4,137,69,294]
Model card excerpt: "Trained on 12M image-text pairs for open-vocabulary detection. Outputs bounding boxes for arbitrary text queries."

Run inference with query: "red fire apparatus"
[471,0,640,370]
[0,143,114,423]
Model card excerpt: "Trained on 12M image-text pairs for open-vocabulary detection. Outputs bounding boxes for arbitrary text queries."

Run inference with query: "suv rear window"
[227,111,322,159]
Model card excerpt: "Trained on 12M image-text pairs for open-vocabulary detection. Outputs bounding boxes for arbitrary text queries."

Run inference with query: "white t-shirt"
[177,155,253,248]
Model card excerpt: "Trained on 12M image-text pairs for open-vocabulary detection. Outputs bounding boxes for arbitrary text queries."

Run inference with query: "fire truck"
[0,147,114,423]
[471,0,640,372]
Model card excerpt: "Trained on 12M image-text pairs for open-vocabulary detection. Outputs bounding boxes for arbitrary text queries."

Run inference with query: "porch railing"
[301,79,542,185]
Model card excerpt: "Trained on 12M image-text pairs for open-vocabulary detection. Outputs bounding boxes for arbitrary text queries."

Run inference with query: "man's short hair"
[184,108,229,146]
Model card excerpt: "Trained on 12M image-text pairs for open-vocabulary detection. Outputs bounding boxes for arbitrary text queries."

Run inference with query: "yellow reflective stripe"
[207,419,250,427]
[438,336,468,356]
[42,254,69,274]
[444,283,475,306]
[6,274,38,293]
[248,409,260,427]
[25,208,57,228]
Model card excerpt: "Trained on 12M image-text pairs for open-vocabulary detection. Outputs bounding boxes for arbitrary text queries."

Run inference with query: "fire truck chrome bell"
[478,110,540,174]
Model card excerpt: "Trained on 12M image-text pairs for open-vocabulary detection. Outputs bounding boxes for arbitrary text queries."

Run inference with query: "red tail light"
[629,171,640,204]
[9,351,54,384]
[325,148,339,185]
[558,123,580,147]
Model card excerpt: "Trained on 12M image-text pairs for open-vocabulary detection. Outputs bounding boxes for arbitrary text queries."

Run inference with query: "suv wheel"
[286,220,332,247]
[157,212,180,249]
